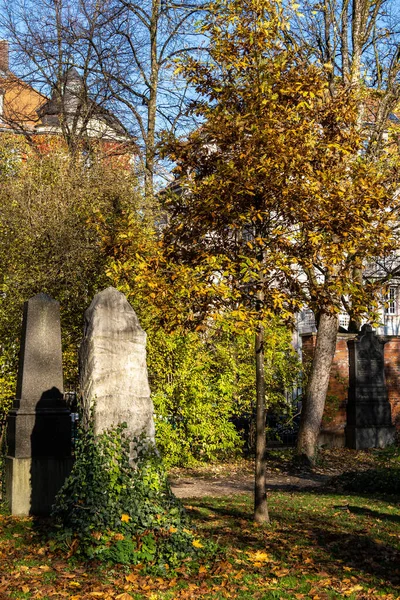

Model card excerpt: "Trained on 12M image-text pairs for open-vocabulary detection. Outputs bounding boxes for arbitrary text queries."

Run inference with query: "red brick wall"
[301,333,400,447]
[383,337,400,427]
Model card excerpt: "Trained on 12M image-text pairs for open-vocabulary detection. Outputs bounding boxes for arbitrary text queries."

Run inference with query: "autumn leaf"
[247,550,272,563]
[121,514,130,523]
[192,539,204,548]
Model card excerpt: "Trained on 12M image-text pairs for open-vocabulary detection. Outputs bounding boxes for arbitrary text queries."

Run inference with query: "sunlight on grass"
[0,489,399,598]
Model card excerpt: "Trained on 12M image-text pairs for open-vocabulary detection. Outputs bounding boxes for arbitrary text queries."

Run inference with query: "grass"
[0,488,399,599]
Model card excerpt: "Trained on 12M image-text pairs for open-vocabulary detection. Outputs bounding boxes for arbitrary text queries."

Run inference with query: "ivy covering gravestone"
[52,422,209,568]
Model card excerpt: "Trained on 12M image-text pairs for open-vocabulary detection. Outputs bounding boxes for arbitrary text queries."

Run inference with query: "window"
[385,287,397,315]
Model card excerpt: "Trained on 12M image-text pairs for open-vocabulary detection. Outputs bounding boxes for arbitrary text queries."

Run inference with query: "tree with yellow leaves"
[161,0,400,521]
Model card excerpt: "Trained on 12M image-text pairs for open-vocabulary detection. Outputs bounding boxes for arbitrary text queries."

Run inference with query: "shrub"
[52,422,208,567]
[148,325,301,466]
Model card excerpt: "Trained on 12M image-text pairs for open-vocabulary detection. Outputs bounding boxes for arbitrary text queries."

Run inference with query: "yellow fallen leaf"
[248,551,272,563]
[116,594,133,600]
[21,586,30,593]
[192,539,204,549]
[125,573,137,583]
[199,565,207,574]
[121,514,130,522]
[169,526,178,533]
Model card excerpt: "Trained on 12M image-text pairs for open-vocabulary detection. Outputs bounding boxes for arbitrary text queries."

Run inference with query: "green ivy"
[52,421,209,567]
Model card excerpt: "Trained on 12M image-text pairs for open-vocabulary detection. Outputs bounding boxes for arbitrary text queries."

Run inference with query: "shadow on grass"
[187,494,400,590]
[347,504,400,523]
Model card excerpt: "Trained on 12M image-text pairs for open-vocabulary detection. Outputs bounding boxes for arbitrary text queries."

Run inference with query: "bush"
[148,325,301,466]
[52,422,208,567]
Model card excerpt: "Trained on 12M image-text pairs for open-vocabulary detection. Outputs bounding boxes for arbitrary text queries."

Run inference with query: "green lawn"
[0,488,399,599]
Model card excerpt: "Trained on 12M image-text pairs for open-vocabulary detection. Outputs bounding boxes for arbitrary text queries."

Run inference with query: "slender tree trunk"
[145,0,161,200]
[296,311,338,465]
[254,324,269,524]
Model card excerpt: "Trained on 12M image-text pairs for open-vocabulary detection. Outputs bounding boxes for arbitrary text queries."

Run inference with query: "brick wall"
[301,332,400,447]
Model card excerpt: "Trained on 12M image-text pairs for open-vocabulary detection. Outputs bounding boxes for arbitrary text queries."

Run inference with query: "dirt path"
[169,448,384,498]
[170,472,330,498]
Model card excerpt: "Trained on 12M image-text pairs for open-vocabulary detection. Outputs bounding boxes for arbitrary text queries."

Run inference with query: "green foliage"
[0,353,14,430]
[0,137,145,424]
[52,422,208,567]
[148,321,300,466]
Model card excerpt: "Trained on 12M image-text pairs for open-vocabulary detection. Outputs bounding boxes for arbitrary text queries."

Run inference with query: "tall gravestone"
[345,324,395,449]
[79,287,155,444]
[6,294,72,516]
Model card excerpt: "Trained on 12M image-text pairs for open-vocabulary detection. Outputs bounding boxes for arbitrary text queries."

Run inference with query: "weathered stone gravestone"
[79,287,155,445]
[6,294,72,516]
[345,324,395,449]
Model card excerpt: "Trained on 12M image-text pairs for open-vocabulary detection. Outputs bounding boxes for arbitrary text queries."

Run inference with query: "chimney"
[0,40,9,73]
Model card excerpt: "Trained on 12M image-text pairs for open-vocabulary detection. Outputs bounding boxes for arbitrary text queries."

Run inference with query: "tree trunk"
[254,325,270,524]
[144,0,161,200]
[296,311,338,465]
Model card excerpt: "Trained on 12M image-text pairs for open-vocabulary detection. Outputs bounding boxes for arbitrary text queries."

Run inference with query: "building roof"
[36,67,127,139]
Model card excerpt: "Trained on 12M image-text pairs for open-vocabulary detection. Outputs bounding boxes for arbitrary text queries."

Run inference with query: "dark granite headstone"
[345,324,395,449]
[6,294,72,515]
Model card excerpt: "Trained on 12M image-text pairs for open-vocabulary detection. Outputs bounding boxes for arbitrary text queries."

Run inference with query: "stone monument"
[79,287,155,444]
[345,324,395,449]
[6,294,72,516]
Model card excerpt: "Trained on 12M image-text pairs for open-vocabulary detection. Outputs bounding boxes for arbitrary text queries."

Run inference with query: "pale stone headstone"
[6,294,72,516]
[79,287,155,444]
[345,324,395,449]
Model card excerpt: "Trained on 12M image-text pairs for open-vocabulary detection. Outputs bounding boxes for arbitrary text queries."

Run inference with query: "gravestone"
[345,324,395,449]
[6,294,72,516]
[79,287,155,445]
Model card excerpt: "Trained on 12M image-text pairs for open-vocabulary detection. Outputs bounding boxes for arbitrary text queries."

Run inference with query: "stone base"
[345,426,396,450]
[5,456,73,516]
[318,429,345,448]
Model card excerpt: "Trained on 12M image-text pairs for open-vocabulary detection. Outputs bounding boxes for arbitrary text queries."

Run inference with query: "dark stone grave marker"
[5,294,72,515]
[345,324,395,449]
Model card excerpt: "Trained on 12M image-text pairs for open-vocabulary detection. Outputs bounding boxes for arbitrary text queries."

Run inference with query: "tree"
[0,0,206,193]
[0,0,125,156]
[95,0,208,197]
[0,135,144,416]
[290,0,400,462]
[160,0,400,520]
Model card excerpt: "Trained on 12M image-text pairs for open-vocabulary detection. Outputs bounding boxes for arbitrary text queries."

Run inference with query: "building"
[35,67,128,142]
[0,40,46,134]
[0,40,129,149]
